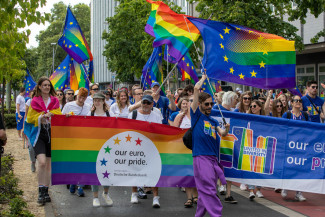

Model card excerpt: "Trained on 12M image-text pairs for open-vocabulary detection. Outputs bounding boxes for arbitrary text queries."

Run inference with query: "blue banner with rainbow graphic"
[211,110,325,194]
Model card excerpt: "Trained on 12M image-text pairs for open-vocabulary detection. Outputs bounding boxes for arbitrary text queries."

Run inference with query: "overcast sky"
[26,0,91,48]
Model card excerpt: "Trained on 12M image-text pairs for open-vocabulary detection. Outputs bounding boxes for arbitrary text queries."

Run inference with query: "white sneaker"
[281,189,287,199]
[180,187,185,192]
[256,191,264,198]
[102,192,113,206]
[218,185,226,195]
[249,192,255,200]
[152,196,160,208]
[240,184,247,191]
[295,192,306,201]
[131,193,139,204]
[93,198,100,207]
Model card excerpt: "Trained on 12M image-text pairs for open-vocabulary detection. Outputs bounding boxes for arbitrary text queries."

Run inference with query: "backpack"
[91,110,110,117]
[286,111,308,121]
[131,110,137,120]
[182,113,201,150]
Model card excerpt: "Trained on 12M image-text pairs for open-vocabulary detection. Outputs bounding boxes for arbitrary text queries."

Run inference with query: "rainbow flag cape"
[51,115,194,187]
[145,0,200,62]
[50,55,71,91]
[24,96,62,147]
[23,69,36,97]
[58,7,93,64]
[188,17,296,89]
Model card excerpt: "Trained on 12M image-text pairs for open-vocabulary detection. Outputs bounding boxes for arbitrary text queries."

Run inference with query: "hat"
[93,92,105,100]
[142,95,153,103]
[151,82,160,88]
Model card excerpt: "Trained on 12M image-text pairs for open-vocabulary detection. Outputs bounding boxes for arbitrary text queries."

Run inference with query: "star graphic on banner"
[239,73,245,79]
[250,70,257,77]
[104,146,112,153]
[263,51,268,55]
[100,158,108,166]
[229,67,234,74]
[223,55,228,62]
[114,137,121,145]
[259,61,266,68]
[219,43,224,49]
[126,134,132,142]
[103,171,110,179]
[219,34,224,39]
[223,27,230,34]
[135,138,142,146]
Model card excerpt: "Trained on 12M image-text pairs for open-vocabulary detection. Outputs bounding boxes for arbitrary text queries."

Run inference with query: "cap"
[151,82,160,88]
[141,95,153,103]
[93,92,105,100]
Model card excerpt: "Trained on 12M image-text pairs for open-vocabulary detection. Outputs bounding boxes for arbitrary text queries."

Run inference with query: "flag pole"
[156,62,178,94]
[166,45,170,90]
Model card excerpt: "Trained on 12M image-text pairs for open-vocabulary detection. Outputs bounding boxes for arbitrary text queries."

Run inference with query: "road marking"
[231,185,307,217]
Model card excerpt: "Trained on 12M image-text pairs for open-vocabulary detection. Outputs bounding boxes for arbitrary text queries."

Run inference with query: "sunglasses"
[204,102,214,107]
[293,99,302,103]
[276,105,283,108]
[250,105,257,108]
[142,101,152,105]
[56,93,63,96]
[243,97,251,101]
[92,88,99,91]
[311,85,318,89]
[66,93,73,95]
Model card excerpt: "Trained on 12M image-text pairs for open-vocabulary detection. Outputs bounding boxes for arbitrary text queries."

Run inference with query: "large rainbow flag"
[58,7,93,64]
[188,17,296,89]
[145,0,200,62]
[51,115,194,187]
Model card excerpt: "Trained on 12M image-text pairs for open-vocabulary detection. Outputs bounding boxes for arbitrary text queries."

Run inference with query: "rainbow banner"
[51,115,194,187]
[58,7,93,64]
[188,17,296,89]
[145,0,200,62]
[212,110,325,194]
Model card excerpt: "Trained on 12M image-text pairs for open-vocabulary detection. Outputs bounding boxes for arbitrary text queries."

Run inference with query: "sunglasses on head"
[311,85,318,89]
[204,102,214,107]
[56,93,63,96]
[250,105,257,108]
[243,97,251,101]
[293,99,302,103]
[142,100,151,105]
[276,104,283,108]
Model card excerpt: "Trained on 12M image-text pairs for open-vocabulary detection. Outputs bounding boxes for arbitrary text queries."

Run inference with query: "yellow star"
[223,27,230,34]
[114,137,121,145]
[236,27,241,31]
[259,61,266,68]
[263,51,268,55]
[65,44,67,47]
[191,66,194,69]
[125,134,132,142]
[187,63,189,67]
[223,55,228,62]
[239,73,245,79]
[220,34,224,39]
[58,67,61,69]
[69,45,72,48]
[182,57,185,61]
[65,85,67,87]
[250,70,257,77]
[63,40,65,44]
[219,43,224,49]
[63,66,66,69]
[229,67,234,74]
[70,22,73,25]
[159,53,161,56]
[75,44,79,47]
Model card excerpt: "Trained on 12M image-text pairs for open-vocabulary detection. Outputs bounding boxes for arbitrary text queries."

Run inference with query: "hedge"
[3,114,17,129]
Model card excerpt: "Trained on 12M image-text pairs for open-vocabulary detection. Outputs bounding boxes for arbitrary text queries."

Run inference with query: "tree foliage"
[192,0,325,49]
[34,2,91,80]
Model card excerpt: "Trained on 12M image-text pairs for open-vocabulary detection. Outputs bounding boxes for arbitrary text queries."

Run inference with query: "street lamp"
[51,43,56,75]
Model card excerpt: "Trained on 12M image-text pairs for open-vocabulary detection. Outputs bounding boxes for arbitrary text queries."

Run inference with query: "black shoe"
[44,187,51,202]
[225,196,237,204]
[137,187,147,199]
[38,187,46,206]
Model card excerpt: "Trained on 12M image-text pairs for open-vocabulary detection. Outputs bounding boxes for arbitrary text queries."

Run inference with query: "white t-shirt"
[128,110,162,124]
[85,96,93,106]
[86,111,109,117]
[109,103,129,118]
[16,95,25,113]
[62,101,91,116]
[152,107,163,121]
[180,115,191,129]
[105,99,114,106]
[25,99,31,107]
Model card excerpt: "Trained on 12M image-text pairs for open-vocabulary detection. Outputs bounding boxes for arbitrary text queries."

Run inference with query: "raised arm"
[191,74,207,113]
[167,90,176,111]
[128,101,141,112]
[264,90,273,115]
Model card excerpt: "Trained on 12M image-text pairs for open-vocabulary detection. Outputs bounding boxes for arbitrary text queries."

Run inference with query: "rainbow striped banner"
[51,115,194,187]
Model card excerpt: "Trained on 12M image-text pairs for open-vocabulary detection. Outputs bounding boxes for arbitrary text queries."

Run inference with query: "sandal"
[184,198,193,208]
[192,197,198,204]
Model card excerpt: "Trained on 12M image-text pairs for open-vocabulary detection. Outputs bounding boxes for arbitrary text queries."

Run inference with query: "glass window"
[306,66,315,73]
[318,64,325,99]
[297,67,304,74]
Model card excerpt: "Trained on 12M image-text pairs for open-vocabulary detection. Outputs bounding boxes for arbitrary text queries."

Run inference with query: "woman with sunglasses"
[109,90,130,118]
[246,100,265,199]
[270,99,285,118]
[234,91,252,113]
[56,90,66,110]
[104,87,115,106]
[280,95,308,201]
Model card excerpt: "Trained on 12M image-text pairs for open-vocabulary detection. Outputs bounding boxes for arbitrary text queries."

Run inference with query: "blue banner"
[211,110,325,194]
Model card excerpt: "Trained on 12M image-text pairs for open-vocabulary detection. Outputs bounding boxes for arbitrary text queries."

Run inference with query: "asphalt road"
[46,185,292,217]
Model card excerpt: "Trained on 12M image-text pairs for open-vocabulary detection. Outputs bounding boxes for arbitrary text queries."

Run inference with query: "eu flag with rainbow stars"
[188,17,296,89]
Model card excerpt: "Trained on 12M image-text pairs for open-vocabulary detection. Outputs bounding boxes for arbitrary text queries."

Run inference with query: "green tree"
[192,0,325,49]
[102,0,199,83]
[35,2,91,79]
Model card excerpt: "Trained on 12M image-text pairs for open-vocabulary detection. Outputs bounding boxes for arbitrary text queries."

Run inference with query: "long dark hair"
[91,99,109,113]
[272,99,285,117]
[34,76,56,97]
[56,89,66,108]
[238,91,252,113]
[248,100,265,115]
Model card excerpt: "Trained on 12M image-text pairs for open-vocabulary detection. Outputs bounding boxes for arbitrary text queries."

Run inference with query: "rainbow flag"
[70,58,90,91]
[58,7,93,64]
[51,115,194,187]
[188,17,296,89]
[219,134,238,168]
[254,136,277,174]
[50,55,71,91]
[145,0,200,62]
